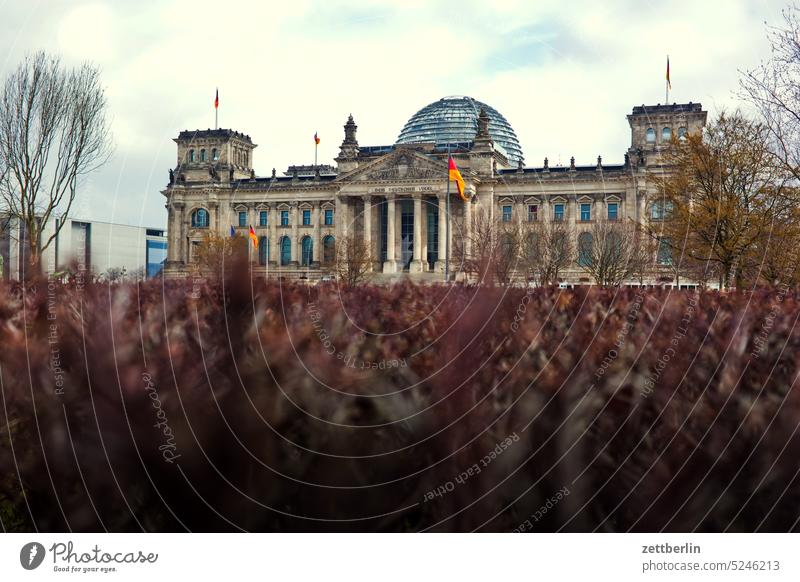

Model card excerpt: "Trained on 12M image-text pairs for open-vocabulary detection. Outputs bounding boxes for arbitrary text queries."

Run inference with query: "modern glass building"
[396,95,524,165]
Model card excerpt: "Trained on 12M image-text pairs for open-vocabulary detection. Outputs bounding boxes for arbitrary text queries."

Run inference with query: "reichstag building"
[162,95,707,283]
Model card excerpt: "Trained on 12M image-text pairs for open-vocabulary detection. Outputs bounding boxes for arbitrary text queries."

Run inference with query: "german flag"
[666,57,671,90]
[449,157,467,201]
[314,131,320,145]
[248,225,258,248]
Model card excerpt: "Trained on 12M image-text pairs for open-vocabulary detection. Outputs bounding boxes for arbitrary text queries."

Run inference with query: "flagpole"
[665,55,669,104]
[445,142,451,284]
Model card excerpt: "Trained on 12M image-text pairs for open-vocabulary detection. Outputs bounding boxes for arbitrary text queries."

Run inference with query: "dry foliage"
[333,234,371,286]
[2,276,800,532]
[652,112,798,289]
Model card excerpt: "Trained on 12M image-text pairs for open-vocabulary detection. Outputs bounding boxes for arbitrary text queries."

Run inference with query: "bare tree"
[741,6,800,184]
[627,226,660,285]
[579,219,643,287]
[520,218,574,286]
[334,234,372,286]
[0,52,112,277]
[454,208,521,285]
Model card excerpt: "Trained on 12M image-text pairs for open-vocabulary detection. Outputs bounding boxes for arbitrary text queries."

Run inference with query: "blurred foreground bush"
[1,277,799,532]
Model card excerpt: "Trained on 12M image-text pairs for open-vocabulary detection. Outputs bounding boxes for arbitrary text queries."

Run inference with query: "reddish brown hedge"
[1,276,799,532]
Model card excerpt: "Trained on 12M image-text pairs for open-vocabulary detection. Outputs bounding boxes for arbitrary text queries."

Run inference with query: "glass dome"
[395,95,524,165]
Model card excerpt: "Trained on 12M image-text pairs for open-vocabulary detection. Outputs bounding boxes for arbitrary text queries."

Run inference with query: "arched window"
[658,238,673,265]
[280,236,291,265]
[191,208,209,228]
[651,200,673,220]
[678,127,688,140]
[258,236,269,266]
[500,234,516,261]
[301,236,313,266]
[200,149,206,162]
[525,232,539,260]
[188,149,195,162]
[212,148,219,161]
[662,127,672,141]
[322,235,335,265]
[578,232,593,267]
[645,128,655,143]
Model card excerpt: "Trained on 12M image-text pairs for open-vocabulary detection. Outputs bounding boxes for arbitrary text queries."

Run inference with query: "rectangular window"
[280,210,290,226]
[238,211,247,227]
[607,203,618,221]
[324,209,334,226]
[259,211,268,226]
[554,203,565,221]
[302,209,311,226]
[580,203,591,222]
[502,205,512,222]
[528,204,538,222]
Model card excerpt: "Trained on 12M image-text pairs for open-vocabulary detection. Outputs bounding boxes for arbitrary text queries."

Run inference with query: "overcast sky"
[0,0,786,228]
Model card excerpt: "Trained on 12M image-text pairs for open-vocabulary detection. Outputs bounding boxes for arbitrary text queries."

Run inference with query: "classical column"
[341,197,350,237]
[435,193,447,272]
[313,202,321,267]
[166,205,177,263]
[464,195,474,259]
[569,195,577,230]
[383,194,397,273]
[362,195,372,270]
[268,203,277,267]
[290,201,299,267]
[175,203,186,265]
[208,201,218,232]
[410,194,424,273]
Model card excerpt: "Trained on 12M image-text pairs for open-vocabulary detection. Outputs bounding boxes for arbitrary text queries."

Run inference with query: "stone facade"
[162,101,707,284]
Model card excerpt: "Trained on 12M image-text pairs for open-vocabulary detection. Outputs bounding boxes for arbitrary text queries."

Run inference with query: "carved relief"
[364,153,445,181]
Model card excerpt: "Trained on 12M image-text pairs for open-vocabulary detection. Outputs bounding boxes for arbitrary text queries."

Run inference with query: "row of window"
[645,126,688,143]
[501,203,619,223]
[256,235,336,266]
[575,233,672,266]
[187,148,220,163]
[186,148,250,165]
[190,208,334,229]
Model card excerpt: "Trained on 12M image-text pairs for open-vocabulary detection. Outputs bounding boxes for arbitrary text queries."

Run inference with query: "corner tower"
[172,129,256,184]
[627,103,706,166]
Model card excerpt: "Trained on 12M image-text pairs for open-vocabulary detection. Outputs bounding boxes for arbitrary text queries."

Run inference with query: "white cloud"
[0,0,788,227]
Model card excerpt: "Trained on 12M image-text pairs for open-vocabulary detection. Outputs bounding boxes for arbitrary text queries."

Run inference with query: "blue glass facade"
[146,239,167,278]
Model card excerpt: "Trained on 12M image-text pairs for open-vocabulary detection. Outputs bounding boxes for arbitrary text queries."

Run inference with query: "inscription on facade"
[369,185,436,194]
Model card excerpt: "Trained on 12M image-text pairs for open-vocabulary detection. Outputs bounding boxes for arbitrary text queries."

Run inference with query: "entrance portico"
[350,190,444,274]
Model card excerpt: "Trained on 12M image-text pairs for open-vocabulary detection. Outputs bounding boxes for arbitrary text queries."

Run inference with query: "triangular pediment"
[336,148,451,183]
